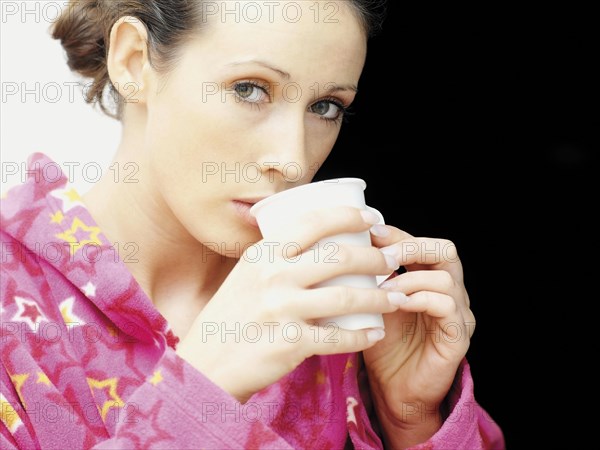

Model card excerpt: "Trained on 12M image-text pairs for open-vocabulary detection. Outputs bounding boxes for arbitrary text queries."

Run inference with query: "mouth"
[231,198,269,228]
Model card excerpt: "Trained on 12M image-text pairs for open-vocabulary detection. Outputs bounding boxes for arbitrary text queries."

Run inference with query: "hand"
[177,207,401,402]
[363,225,475,447]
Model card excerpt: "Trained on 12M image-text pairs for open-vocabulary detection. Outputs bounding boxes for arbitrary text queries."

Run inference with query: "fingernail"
[380,245,396,256]
[367,329,385,343]
[379,279,396,289]
[388,291,409,306]
[360,209,380,225]
[370,224,390,237]
[383,254,400,271]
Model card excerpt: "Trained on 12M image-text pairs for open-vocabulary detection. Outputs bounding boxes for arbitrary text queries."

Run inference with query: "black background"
[317,4,596,448]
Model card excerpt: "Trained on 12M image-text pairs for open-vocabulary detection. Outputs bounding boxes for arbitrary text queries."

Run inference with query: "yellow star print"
[10,373,29,408]
[149,370,163,386]
[87,377,125,421]
[316,370,326,385]
[64,188,82,202]
[344,358,354,374]
[107,324,118,338]
[36,372,51,386]
[0,394,22,433]
[50,210,64,224]
[55,217,102,256]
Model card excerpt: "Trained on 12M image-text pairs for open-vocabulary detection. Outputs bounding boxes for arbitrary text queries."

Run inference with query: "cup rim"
[249,177,367,217]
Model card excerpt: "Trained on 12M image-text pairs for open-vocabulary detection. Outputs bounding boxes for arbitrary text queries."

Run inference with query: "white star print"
[346,396,358,425]
[11,296,47,331]
[81,281,96,298]
[59,296,85,329]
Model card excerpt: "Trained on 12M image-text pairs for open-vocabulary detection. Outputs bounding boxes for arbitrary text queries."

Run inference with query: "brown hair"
[52,0,386,120]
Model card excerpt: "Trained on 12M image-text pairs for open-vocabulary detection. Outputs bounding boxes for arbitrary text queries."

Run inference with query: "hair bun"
[52,1,106,77]
[52,0,112,115]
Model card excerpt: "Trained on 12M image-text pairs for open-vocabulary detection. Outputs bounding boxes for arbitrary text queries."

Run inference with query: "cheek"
[145,89,245,181]
[305,121,340,166]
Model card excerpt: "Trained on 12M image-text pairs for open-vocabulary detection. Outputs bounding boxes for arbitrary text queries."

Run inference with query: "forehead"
[187,1,367,80]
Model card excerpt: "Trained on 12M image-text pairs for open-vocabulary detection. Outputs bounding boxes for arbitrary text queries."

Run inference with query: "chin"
[200,228,263,261]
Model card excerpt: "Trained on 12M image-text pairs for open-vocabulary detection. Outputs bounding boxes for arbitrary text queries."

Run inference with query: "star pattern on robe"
[59,296,85,329]
[344,357,353,374]
[316,369,326,385]
[118,400,173,448]
[55,217,102,256]
[49,210,64,225]
[50,187,84,212]
[346,396,359,426]
[86,377,125,421]
[0,393,22,433]
[11,296,47,330]
[36,372,51,386]
[80,281,96,298]
[149,370,163,386]
[10,373,30,408]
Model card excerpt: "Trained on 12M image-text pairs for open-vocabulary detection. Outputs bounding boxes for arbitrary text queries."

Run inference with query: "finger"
[307,326,386,356]
[379,237,464,278]
[369,224,414,246]
[278,243,399,287]
[396,291,458,319]
[291,286,406,320]
[379,270,458,296]
[262,206,379,256]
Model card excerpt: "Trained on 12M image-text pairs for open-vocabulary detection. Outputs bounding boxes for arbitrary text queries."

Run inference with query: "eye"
[310,100,346,121]
[234,82,268,103]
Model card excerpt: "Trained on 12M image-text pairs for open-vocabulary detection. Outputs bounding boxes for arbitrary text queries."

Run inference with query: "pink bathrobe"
[0,153,504,449]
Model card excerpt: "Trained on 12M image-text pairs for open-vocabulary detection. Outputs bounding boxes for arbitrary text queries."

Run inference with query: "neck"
[82,110,237,337]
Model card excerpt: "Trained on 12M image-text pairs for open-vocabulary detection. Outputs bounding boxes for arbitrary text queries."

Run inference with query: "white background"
[1,1,120,195]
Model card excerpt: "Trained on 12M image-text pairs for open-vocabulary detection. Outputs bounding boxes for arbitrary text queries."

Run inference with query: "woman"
[0,1,504,448]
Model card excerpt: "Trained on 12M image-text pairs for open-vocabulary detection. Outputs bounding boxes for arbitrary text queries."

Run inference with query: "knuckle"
[466,311,476,335]
[439,271,455,291]
[334,285,353,311]
[262,290,286,318]
[336,331,359,352]
[336,206,361,224]
[442,240,459,261]
[331,246,350,266]
[259,265,281,284]
[301,212,323,232]
[444,295,459,316]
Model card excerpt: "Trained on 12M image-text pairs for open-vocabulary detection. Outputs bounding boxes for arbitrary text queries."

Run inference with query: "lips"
[234,197,269,204]
[231,200,261,228]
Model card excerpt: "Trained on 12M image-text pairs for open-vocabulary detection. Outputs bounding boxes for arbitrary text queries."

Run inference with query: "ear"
[106,16,152,107]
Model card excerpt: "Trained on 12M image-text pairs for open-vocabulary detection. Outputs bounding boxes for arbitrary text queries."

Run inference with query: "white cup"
[249,178,392,330]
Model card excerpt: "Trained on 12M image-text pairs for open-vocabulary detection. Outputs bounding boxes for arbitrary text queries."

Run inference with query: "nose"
[256,111,308,186]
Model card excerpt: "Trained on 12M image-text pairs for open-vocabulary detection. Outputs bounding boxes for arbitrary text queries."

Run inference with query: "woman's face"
[142,1,367,254]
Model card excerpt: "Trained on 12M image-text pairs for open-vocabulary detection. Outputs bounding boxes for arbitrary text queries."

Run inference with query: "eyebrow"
[226,59,358,94]
[323,84,358,94]
[227,60,291,80]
